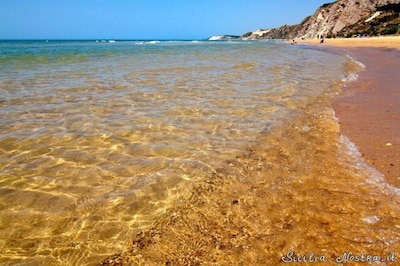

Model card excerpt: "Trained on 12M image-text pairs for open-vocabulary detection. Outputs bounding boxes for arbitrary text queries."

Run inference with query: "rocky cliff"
[241,0,400,39]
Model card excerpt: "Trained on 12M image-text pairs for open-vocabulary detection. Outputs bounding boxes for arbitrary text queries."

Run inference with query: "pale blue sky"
[0,0,332,40]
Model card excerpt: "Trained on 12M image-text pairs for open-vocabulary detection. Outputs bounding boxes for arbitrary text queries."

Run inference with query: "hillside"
[241,0,400,40]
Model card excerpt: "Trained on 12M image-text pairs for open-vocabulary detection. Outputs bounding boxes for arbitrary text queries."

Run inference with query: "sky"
[0,0,333,40]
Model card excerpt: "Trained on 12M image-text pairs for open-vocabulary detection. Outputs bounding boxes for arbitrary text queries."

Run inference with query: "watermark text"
[281,251,397,263]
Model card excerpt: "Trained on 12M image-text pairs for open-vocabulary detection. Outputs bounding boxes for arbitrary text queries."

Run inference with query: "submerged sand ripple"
[101,94,400,265]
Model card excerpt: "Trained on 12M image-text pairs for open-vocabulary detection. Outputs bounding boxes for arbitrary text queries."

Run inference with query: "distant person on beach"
[320,37,324,44]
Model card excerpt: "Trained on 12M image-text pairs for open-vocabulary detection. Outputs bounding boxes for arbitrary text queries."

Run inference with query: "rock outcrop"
[241,0,400,39]
[241,29,273,40]
[207,35,240,41]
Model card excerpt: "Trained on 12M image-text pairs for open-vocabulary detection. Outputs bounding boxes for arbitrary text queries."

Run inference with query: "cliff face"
[297,0,400,38]
[242,0,400,39]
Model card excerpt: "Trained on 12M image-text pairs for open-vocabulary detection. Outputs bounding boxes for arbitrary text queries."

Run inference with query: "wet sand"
[333,47,400,187]
[100,91,400,265]
[303,36,400,187]
[100,38,400,265]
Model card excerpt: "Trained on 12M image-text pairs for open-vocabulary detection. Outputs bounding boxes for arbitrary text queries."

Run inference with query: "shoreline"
[300,36,400,186]
[98,38,400,265]
[296,35,400,49]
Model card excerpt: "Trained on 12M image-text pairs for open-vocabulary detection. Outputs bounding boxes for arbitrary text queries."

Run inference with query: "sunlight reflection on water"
[2,41,398,265]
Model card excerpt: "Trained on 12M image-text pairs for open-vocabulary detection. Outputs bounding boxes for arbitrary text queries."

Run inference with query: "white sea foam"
[340,55,366,83]
[362,215,380,224]
[341,73,359,82]
[346,54,366,69]
[340,135,384,182]
[339,135,400,194]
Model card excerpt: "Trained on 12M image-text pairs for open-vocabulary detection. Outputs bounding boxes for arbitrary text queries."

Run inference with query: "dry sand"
[301,36,400,186]
[297,35,400,49]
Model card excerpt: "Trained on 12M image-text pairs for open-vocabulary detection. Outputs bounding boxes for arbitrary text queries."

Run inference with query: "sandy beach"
[99,38,400,265]
[301,36,400,187]
[298,35,400,49]
[2,39,399,265]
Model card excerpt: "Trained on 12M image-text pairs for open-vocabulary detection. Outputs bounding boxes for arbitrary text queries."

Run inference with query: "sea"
[0,40,399,265]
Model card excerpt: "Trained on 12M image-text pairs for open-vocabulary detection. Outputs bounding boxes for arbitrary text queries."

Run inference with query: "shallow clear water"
[0,40,399,265]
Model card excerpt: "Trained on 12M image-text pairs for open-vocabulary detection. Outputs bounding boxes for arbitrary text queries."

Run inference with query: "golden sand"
[297,36,400,186]
[99,37,400,265]
[298,35,400,49]
[332,46,400,187]
[101,74,400,264]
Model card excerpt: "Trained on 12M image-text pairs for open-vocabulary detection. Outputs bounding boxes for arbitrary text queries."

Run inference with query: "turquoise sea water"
[1,40,399,265]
